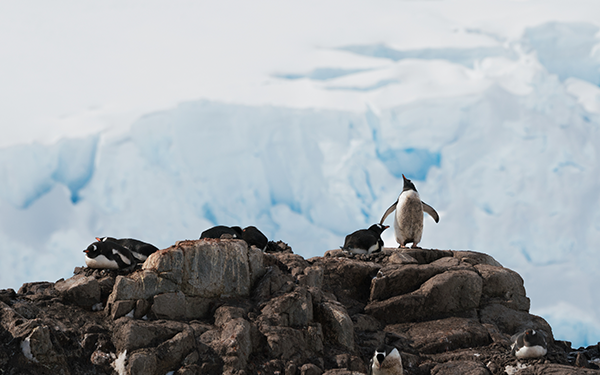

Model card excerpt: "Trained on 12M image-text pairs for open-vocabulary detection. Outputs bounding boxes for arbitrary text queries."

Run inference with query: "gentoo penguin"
[342,224,389,254]
[380,174,439,248]
[84,240,137,270]
[369,344,403,375]
[200,225,243,240]
[242,226,268,250]
[96,237,158,263]
[511,329,548,358]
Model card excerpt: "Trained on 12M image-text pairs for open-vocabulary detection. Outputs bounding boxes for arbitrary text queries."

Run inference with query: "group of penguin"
[343,174,440,254]
[83,225,270,271]
[83,174,431,271]
[82,175,549,374]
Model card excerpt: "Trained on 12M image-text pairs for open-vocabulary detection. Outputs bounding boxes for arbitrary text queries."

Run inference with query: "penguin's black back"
[200,225,243,239]
[242,226,268,249]
[343,224,387,252]
[101,237,159,257]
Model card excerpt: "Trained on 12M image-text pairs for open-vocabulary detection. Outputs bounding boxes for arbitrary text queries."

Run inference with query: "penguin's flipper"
[422,202,440,223]
[380,201,397,225]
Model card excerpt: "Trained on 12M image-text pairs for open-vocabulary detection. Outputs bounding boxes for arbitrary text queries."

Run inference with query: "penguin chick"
[242,226,269,251]
[511,329,547,358]
[84,240,137,270]
[342,224,389,254]
[380,174,439,248]
[200,225,243,240]
[96,237,158,263]
[369,345,403,375]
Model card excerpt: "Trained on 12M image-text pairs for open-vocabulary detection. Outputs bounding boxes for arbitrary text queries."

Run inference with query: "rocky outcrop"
[0,239,598,374]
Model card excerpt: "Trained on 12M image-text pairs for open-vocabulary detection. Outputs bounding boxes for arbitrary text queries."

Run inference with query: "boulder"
[1,246,592,375]
[55,274,101,308]
[365,269,483,323]
[385,317,492,354]
[316,301,354,350]
[260,287,313,327]
[431,360,491,375]
[143,239,256,298]
[515,364,600,374]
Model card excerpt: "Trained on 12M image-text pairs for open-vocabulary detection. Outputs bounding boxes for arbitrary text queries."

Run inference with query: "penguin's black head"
[231,226,243,238]
[84,242,102,258]
[523,329,545,346]
[376,352,385,364]
[402,174,417,192]
[368,223,389,235]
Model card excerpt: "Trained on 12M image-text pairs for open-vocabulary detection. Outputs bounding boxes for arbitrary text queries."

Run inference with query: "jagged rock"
[300,363,323,375]
[261,286,313,327]
[128,350,157,375]
[365,269,483,323]
[1,244,596,375]
[111,299,136,320]
[431,360,491,374]
[55,274,101,309]
[370,257,472,301]
[144,239,260,298]
[479,303,553,338]
[316,301,354,350]
[112,318,188,353]
[152,291,186,320]
[154,326,196,373]
[385,317,492,353]
[476,264,530,311]
[515,364,600,374]
[261,326,307,360]
[21,325,70,374]
[219,318,253,371]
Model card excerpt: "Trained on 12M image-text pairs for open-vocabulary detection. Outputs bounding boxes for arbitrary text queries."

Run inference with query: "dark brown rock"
[300,363,323,375]
[431,360,491,375]
[386,317,492,354]
[515,364,600,374]
[0,245,590,375]
[365,269,482,323]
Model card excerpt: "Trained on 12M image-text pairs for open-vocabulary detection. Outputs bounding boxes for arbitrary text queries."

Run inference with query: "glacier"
[1,2,600,349]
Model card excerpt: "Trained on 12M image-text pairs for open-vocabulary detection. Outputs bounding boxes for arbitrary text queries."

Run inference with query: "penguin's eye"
[92,244,97,251]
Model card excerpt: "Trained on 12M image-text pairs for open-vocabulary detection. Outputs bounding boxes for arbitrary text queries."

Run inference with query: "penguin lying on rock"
[242,226,269,251]
[342,224,389,254]
[84,240,137,270]
[511,329,547,358]
[96,237,158,263]
[380,174,439,248]
[369,344,403,375]
[201,225,270,251]
[200,225,243,240]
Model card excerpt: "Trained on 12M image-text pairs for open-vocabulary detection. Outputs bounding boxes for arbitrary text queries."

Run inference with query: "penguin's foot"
[411,244,422,249]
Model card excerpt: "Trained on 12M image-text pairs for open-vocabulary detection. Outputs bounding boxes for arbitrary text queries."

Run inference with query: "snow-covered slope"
[1,1,600,347]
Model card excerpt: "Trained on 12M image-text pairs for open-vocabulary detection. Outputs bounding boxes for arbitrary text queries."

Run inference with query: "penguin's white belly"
[394,191,423,246]
[514,345,547,358]
[85,255,119,269]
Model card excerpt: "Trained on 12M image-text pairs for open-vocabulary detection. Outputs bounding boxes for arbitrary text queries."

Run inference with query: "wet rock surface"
[0,240,598,374]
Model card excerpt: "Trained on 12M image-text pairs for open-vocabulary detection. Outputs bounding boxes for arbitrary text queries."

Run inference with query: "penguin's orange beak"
[384,225,390,229]
[95,237,101,242]
[83,249,89,253]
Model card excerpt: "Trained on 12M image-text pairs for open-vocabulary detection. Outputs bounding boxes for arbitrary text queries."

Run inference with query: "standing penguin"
[380,174,439,248]
[369,344,403,375]
[511,329,548,359]
[342,224,389,254]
